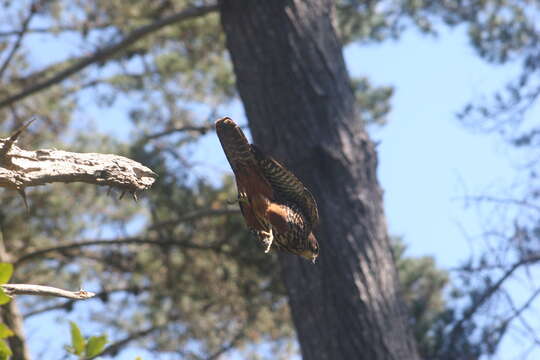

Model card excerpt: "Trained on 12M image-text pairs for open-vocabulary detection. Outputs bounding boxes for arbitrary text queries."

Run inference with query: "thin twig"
[141,122,248,143]
[0,118,34,164]
[143,124,214,141]
[149,207,240,230]
[15,236,228,265]
[447,254,540,348]
[464,195,540,213]
[1,284,95,299]
[0,4,218,109]
[23,285,152,318]
[206,327,246,360]
[0,1,39,79]
[503,287,540,329]
[0,23,113,37]
[90,323,171,359]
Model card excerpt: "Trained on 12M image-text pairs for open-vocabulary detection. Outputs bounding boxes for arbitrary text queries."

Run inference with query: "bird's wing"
[301,187,319,227]
[251,144,319,227]
[215,117,274,233]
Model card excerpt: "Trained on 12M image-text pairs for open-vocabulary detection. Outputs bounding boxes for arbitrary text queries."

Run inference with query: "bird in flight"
[215,117,319,262]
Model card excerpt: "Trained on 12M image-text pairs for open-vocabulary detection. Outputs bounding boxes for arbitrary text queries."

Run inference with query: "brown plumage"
[215,117,319,262]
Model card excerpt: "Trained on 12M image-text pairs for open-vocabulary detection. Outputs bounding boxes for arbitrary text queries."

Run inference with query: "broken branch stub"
[0,138,156,192]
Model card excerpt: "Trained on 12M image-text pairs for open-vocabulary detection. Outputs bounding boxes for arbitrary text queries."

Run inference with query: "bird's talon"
[261,229,274,253]
[237,192,248,204]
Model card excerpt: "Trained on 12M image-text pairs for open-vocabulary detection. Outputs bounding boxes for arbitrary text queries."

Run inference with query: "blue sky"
[20,20,539,360]
[346,26,520,266]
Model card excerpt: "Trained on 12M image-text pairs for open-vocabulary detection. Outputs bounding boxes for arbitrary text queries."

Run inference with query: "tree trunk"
[219,1,419,359]
[1,302,31,360]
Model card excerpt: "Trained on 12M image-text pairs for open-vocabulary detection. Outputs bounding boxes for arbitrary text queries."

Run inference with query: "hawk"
[215,117,319,262]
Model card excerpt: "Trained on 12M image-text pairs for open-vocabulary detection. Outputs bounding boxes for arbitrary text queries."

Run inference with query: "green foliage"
[392,238,484,359]
[0,340,12,360]
[393,238,447,357]
[336,0,438,44]
[0,264,12,306]
[351,77,394,126]
[65,322,108,359]
[0,323,13,360]
[85,335,108,358]
[0,264,13,285]
[0,325,13,340]
[336,0,540,141]
[0,262,13,360]
[393,238,448,348]
[69,322,85,356]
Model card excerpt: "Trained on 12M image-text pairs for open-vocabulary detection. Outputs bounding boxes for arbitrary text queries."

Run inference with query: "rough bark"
[0,136,156,192]
[220,1,420,359]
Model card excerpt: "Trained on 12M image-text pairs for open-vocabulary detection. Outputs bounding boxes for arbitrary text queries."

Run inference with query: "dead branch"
[1,284,95,300]
[0,4,218,109]
[0,134,156,193]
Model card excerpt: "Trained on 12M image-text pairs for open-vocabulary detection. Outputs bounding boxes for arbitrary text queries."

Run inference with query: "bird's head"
[298,232,319,263]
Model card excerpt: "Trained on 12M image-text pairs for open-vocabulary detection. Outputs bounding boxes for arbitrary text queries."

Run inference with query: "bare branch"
[0,135,156,192]
[94,315,245,360]
[0,4,218,109]
[206,328,246,360]
[90,324,165,359]
[447,253,540,348]
[1,284,95,299]
[503,287,540,328]
[15,236,228,265]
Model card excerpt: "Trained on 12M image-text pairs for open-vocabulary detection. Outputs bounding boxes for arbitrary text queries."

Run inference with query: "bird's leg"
[260,228,274,253]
